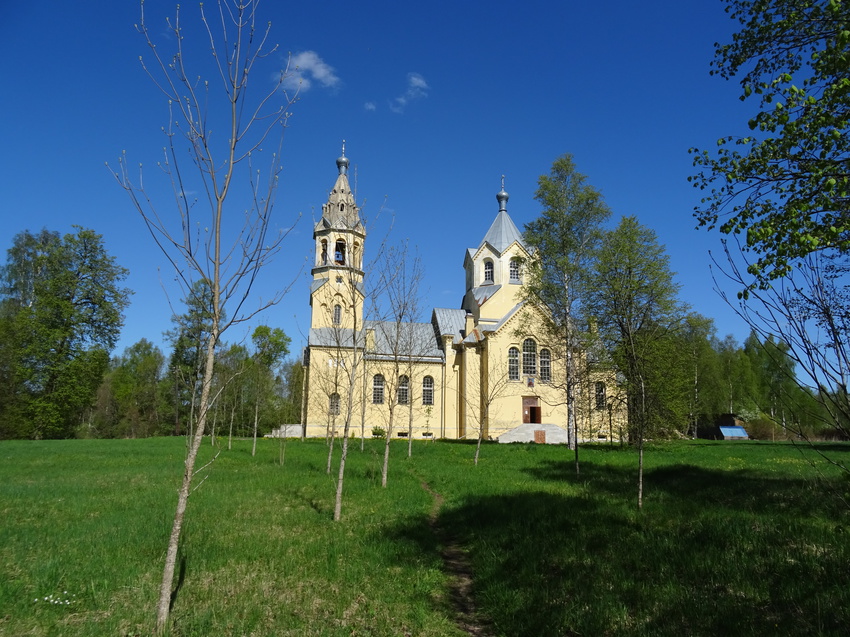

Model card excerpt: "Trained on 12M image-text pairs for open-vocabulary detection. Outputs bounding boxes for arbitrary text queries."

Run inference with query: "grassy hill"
[1,437,848,636]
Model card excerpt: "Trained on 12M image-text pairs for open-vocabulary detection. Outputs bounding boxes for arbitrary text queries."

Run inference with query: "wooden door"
[523,397,539,424]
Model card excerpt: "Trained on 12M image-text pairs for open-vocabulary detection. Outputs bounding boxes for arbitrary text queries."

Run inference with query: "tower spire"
[496,175,509,212]
[336,139,349,175]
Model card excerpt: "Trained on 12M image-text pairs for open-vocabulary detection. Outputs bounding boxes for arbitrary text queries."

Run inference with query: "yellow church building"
[300,149,624,444]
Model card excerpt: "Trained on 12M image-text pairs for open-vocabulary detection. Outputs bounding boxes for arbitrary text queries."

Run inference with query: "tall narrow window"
[422,376,434,405]
[332,304,342,325]
[483,260,494,284]
[508,347,520,381]
[373,374,385,404]
[540,348,551,382]
[522,338,537,376]
[595,381,606,410]
[335,239,346,265]
[329,393,340,416]
[339,202,345,212]
[397,375,410,405]
[509,258,522,283]
[320,239,328,265]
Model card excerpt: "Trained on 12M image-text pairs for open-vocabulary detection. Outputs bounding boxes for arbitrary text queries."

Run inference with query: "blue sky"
[0,0,754,357]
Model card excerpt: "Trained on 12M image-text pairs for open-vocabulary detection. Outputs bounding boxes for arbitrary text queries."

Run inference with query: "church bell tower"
[309,143,366,330]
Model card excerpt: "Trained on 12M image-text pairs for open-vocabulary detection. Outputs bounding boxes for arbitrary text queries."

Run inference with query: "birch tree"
[586,216,685,509]
[372,243,425,485]
[523,154,610,474]
[250,325,290,456]
[109,1,295,631]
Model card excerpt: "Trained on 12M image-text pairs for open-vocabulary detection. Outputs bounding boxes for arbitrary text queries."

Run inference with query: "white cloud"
[390,72,429,113]
[364,101,376,111]
[282,51,340,93]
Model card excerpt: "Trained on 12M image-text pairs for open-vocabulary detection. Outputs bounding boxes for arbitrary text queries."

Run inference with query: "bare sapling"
[109,1,298,632]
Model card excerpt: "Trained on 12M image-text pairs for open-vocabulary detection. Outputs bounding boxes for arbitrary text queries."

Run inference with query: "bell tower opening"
[334,239,346,265]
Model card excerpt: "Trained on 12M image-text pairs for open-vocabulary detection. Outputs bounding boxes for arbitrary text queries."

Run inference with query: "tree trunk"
[251,400,259,457]
[574,431,580,476]
[637,374,646,510]
[407,397,414,458]
[381,408,394,488]
[333,423,351,521]
[638,437,644,509]
[327,417,337,475]
[211,404,218,446]
[228,403,235,451]
[155,329,218,634]
[360,369,367,452]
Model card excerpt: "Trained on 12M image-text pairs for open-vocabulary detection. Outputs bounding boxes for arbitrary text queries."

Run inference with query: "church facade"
[300,150,624,443]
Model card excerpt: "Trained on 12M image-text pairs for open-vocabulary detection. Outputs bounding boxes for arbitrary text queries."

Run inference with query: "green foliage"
[677,313,729,431]
[163,280,222,435]
[212,342,250,438]
[249,325,291,435]
[587,216,687,440]
[691,0,850,283]
[251,324,290,369]
[87,339,167,438]
[279,359,304,424]
[0,227,131,439]
[523,153,611,326]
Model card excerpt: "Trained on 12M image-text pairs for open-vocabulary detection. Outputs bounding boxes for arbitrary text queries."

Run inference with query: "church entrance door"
[522,397,541,424]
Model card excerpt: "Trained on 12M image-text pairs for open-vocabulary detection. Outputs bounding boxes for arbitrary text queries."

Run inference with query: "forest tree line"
[0,228,301,440]
[0,225,843,442]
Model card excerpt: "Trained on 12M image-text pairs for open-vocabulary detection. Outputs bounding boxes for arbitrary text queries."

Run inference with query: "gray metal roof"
[310,278,365,296]
[471,284,501,306]
[480,210,525,254]
[308,327,365,348]
[308,320,443,361]
[365,320,443,359]
[432,307,467,338]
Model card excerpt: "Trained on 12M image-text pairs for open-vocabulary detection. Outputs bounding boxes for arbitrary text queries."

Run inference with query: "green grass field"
[1,437,848,636]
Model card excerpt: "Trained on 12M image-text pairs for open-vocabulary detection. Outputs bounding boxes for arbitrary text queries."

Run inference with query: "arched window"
[522,338,537,376]
[329,393,340,416]
[508,347,520,381]
[422,376,434,405]
[540,348,551,382]
[372,374,385,404]
[483,260,494,284]
[339,202,345,212]
[509,258,522,283]
[332,304,342,325]
[595,382,606,410]
[320,239,328,265]
[397,375,409,405]
[334,239,346,265]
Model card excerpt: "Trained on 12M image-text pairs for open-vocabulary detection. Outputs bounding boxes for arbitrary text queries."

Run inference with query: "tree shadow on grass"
[388,465,850,636]
[524,457,848,519]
